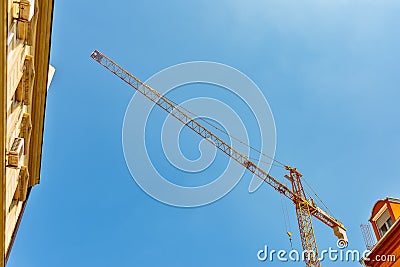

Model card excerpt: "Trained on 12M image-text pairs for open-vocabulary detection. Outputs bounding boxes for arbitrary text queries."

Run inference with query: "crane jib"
[91,50,348,267]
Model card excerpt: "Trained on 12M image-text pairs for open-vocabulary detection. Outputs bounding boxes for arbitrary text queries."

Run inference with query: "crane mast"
[90,50,348,267]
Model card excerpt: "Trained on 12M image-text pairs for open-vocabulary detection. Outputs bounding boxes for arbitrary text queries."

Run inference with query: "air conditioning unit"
[8,138,25,167]
[14,166,29,201]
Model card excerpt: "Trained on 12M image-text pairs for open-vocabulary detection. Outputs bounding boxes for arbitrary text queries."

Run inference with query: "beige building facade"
[1,0,54,265]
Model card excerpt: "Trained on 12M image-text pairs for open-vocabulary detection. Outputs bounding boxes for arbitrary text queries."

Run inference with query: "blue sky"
[8,1,400,266]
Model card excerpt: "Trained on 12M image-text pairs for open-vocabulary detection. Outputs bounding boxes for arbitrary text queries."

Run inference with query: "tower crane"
[90,50,348,267]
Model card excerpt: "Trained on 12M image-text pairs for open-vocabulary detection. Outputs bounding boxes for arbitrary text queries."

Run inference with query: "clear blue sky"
[8,1,400,266]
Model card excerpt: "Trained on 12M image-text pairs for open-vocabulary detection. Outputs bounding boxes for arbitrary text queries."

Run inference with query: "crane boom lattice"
[90,50,348,267]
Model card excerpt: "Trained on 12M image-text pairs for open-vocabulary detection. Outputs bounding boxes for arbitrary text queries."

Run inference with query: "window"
[8,82,23,117]
[7,31,16,51]
[376,210,393,238]
[7,23,17,53]
[387,217,393,228]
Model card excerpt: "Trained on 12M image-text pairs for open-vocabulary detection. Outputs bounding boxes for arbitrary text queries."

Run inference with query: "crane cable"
[152,87,336,220]
[152,90,286,167]
[248,157,285,169]
[280,190,293,248]
[147,83,335,219]
[302,176,336,218]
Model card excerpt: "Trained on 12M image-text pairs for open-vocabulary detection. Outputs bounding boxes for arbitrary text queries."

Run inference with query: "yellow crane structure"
[90,50,348,267]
